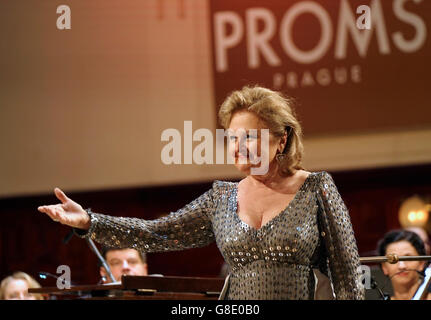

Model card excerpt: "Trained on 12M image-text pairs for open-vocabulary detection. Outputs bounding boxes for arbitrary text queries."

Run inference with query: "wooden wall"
[1,163,430,286]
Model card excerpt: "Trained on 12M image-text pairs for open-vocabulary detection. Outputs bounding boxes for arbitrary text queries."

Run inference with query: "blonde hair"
[0,271,44,300]
[218,85,304,176]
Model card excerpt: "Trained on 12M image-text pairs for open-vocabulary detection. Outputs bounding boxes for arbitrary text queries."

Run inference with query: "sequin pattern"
[75,171,364,300]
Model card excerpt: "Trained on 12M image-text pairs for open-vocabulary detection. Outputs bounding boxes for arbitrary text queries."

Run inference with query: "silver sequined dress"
[76,171,364,300]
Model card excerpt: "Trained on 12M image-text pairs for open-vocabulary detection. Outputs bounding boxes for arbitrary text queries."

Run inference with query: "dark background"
[1,163,430,286]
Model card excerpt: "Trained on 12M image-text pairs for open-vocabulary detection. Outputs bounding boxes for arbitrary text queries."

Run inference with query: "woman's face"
[3,279,36,300]
[381,240,425,287]
[227,111,281,175]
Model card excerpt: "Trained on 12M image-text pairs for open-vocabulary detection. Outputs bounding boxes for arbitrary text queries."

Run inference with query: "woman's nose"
[234,139,239,153]
[238,137,249,155]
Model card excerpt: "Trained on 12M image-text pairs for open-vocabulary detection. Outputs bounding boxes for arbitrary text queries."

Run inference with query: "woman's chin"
[234,163,252,174]
[392,274,416,286]
[234,162,270,176]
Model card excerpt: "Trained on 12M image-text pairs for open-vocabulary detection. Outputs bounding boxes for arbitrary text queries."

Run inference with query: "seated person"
[0,271,45,300]
[100,247,148,283]
[377,229,431,300]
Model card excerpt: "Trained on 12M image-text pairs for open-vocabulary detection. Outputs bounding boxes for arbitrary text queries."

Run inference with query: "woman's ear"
[418,261,425,272]
[278,131,288,153]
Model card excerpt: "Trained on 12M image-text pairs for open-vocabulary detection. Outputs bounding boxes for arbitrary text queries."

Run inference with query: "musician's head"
[0,271,44,300]
[100,247,148,283]
[377,229,426,287]
[218,85,304,177]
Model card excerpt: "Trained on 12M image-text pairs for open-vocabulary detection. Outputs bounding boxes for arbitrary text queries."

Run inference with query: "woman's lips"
[236,153,248,157]
[235,154,248,161]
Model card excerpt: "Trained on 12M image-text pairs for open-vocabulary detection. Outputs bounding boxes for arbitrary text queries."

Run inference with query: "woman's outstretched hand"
[38,188,91,230]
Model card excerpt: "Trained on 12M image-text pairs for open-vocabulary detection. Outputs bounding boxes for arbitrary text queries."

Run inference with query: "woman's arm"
[317,171,365,300]
[39,183,222,253]
[74,187,217,252]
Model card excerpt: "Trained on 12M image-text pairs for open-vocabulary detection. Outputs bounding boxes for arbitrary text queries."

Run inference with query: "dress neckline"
[233,172,315,232]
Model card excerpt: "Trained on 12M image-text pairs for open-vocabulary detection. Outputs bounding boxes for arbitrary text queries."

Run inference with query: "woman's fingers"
[38,206,51,215]
[38,205,61,222]
[38,189,84,227]
[41,205,56,220]
[54,188,69,204]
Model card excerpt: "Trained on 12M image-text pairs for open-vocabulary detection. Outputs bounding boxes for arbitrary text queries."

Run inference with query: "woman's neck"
[247,161,296,189]
[392,280,421,300]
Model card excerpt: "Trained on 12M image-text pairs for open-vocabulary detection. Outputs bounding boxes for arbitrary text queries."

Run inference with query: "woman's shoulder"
[306,170,334,182]
[212,180,238,187]
[300,170,338,192]
[293,170,329,183]
[211,180,238,194]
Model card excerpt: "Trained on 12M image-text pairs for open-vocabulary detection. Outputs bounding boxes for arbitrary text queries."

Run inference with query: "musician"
[99,247,148,283]
[38,86,364,300]
[377,229,431,300]
[0,272,45,300]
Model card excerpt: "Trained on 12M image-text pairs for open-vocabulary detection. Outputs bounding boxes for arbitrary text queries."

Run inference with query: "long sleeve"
[74,183,219,253]
[316,171,365,300]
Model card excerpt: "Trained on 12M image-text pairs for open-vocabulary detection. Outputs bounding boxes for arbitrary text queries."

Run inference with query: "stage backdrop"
[0,0,430,198]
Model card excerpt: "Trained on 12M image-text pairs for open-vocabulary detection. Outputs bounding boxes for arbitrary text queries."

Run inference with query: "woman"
[38,86,364,300]
[0,272,45,300]
[377,229,431,300]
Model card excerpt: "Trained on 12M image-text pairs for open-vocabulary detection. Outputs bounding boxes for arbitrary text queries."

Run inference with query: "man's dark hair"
[377,229,426,257]
[99,246,147,267]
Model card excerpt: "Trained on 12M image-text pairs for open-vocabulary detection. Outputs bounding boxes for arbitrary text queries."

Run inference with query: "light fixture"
[398,195,431,232]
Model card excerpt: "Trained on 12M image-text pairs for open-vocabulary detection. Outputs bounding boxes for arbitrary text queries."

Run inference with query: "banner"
[209,0,431,135]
